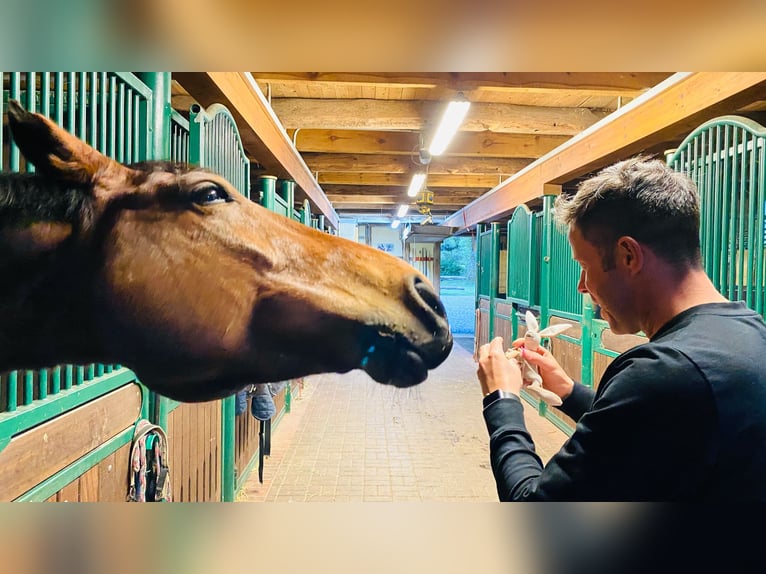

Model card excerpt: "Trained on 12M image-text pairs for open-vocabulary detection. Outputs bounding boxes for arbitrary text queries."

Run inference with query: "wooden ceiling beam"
[293,129,418,155]
[443,72,766,231]
[271,99,610,135]
[251,73,671,95]
[302,153,530,175]
[317,172,502,188]
[172,72,338,229]
[448,131,571,158]
[293,129,569,158]
[334,206,466,213]
[321,184,489,196]
[329,194,481,205]
[333,205,470,214]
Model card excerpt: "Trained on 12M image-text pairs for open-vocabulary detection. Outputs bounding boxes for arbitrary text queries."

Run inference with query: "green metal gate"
[548,220,583,320]
[506,205,534,304]
[170,109,190,163]
[189,103,250,199]
[667,116,766,316]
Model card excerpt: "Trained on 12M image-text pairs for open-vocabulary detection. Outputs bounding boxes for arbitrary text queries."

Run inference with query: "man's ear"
[6,99,114,187]
[617,236,643,274]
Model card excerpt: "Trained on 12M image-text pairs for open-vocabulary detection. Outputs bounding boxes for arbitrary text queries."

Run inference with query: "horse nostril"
[410,275,448,322]
[406,275,453,366]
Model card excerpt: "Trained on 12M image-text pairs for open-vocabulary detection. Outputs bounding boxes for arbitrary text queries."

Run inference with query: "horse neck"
[0,173,101,371]
[0,255,104,372]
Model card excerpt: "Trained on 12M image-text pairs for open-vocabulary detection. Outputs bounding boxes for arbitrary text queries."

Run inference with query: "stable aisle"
[240,336,568,502]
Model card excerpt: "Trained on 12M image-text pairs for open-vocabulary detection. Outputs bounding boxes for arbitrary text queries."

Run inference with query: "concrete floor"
[239,335,569,502]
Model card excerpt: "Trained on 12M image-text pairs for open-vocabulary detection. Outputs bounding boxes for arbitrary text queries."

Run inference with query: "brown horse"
[0,100,452,402]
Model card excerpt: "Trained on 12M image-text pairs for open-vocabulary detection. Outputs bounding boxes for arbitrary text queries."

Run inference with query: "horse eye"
[193,185,230,205]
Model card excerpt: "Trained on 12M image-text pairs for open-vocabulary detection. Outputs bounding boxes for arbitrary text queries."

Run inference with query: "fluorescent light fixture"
[391,219,401,229]
[397,204,409,218]
[428,95,471,156]
[407,173,427,197]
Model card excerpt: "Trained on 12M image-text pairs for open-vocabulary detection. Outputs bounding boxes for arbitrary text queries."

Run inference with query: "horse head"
[0,100,453,401]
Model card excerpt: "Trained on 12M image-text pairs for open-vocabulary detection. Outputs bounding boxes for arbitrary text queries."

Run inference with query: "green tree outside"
[440,235,475,280]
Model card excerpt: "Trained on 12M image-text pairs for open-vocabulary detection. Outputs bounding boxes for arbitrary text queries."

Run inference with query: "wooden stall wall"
[493,301,514,347]
[544,317,583,431]
[43,443,132,502]
[166,400,222,503]
[477,298,491,349]
[1,384,142,501]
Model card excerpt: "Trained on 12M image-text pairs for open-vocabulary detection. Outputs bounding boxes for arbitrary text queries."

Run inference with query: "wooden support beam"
[317,172,502,188]
[252,73,671,95]
[323,185,490,195]
[293,129,570,158]
[444,131,571,158]
[272,99,610,136]
[443,72,766,231]
[333,205,467,213]
[302,153,530,175]
[293,129,419,155]
[173,72,338,229]
[328,193,484,205]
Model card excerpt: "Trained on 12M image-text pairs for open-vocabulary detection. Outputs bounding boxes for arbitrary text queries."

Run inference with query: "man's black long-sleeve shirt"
[483,302,766,501]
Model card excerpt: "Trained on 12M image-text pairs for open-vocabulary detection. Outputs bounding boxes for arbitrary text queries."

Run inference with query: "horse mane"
[0,162,200,227]
[127,161,194,173]
[0,172,92,226]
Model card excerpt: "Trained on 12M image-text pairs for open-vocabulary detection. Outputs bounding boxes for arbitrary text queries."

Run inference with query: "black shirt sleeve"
[559,382,595,421]
[483,345,717,501]
[482,396,544,501]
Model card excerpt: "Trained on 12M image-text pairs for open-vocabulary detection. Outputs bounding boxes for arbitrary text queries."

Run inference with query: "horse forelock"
[127,161,202,180]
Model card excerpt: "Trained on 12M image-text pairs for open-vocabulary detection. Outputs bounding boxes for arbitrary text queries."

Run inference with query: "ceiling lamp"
[406,172,427,197]
[427,93,471,156]
[396,204,409,218]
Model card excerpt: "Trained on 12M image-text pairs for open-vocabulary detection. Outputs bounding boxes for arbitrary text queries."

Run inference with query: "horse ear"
[6,99,115,186]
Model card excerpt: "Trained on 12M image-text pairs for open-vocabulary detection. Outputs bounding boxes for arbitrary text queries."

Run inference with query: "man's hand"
[511,338,575,401]
[477,337,523,396]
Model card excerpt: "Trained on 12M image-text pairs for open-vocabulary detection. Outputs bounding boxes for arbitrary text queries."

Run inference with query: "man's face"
[569,226,638,335]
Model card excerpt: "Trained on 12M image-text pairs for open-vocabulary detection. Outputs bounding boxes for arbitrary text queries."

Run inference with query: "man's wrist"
[560,378,578,402]
[482,389,520,409]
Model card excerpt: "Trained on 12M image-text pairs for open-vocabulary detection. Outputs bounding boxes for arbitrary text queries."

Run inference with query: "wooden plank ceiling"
[173,73,675,223]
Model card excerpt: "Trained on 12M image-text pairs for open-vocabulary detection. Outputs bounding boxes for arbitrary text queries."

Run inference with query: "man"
[477,156,766,501]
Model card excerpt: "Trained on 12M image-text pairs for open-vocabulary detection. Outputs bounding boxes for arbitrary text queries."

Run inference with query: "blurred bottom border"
[1,503,758,574]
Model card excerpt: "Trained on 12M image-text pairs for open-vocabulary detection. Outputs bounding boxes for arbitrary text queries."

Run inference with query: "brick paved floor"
[239,336,569,502]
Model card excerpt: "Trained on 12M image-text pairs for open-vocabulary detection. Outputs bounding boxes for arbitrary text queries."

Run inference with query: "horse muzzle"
[360,275,453,387]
